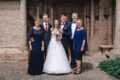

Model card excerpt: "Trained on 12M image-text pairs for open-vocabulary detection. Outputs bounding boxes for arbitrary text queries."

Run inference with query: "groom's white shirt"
[71,23,77,39]
[60,23,65,30]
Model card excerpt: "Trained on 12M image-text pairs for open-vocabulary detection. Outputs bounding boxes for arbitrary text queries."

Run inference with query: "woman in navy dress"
[73,19,86,74]
[28,19,44,75]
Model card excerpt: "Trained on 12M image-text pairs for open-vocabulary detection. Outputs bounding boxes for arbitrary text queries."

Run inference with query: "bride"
[43,19,72,74]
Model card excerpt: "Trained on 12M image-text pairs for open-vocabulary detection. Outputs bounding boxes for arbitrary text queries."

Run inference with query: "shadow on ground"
[82,62,93,73]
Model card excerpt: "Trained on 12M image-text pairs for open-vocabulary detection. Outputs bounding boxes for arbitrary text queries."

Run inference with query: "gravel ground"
[0,55,115,80]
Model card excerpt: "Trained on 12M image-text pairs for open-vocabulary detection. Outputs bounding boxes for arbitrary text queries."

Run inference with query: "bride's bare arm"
[59,29,62,40]
[59,29,63,34]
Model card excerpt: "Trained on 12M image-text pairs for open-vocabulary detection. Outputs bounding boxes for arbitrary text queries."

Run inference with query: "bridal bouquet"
[54,29,60,40]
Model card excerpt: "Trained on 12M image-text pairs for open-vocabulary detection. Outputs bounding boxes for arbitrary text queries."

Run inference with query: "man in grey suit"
[40,14,52,60]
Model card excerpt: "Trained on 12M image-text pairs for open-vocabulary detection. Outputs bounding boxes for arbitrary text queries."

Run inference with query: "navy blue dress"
[28,27,44,75]
[73,28,86,60]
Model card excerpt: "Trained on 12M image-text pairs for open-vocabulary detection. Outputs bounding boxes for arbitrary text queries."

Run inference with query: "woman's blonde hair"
[77,19,83,24]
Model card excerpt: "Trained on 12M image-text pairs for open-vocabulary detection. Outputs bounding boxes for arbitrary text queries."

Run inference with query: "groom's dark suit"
[40,22,52,59]
[61,22,71,59]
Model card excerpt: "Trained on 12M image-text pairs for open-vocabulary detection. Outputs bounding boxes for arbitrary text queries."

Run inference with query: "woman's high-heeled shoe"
[74,70,81,75]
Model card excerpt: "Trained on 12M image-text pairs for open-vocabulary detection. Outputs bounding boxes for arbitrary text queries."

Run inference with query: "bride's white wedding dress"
[43,29,72,74]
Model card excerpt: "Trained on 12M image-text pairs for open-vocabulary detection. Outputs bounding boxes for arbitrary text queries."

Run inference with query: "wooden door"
[53,3,84,22]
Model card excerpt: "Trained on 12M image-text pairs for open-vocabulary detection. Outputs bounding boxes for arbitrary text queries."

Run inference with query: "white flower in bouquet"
[54,29,60,41]
[55,29,60,37]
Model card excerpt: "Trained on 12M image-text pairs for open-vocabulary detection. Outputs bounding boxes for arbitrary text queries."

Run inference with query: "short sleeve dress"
[73,28,86,60]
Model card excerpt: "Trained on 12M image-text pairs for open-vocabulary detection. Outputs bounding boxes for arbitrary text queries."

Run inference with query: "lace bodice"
[51,29,57,40]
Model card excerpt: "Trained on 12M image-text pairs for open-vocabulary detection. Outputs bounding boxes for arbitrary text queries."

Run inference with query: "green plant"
[99,59,120,79]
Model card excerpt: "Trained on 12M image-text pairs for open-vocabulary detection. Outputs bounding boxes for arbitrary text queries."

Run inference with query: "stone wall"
[84,0,115,55]
[0,0,28,61]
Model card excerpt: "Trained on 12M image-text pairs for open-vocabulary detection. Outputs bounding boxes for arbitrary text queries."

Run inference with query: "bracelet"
[82,46,84,48]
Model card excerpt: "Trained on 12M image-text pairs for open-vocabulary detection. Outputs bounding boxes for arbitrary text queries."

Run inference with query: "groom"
[60,15,71,59]
[40,14,52,59]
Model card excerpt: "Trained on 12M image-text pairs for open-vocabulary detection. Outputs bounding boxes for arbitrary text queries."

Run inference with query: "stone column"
[44,0,47,13]
[37,5,40,18]
[20,0,28,60]
[113,0,120,51]
[110,0,120,57]
[90,0,95,38]
[84,2,90,39]
[50,2,53,25]
[88,0,96,55]
[20,0,27,48]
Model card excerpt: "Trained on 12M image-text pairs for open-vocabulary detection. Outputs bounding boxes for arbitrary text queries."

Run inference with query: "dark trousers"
[69,39,76,66]
[44,44,48,60]
[61,41,69,59]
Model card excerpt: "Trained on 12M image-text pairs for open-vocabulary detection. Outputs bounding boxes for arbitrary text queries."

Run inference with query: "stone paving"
[0,54,116,80]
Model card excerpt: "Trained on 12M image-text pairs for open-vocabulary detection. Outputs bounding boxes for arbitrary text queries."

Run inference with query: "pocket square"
[64,28,67,29]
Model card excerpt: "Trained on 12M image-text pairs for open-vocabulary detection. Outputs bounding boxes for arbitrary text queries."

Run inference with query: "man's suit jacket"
[40,23,52,46]
[61,22,71,45]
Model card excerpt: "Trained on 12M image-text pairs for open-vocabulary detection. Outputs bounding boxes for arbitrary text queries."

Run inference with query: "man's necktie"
[46,23,48,32]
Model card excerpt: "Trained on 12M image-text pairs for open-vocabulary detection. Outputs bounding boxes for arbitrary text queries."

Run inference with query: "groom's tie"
[46,23,48,32]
